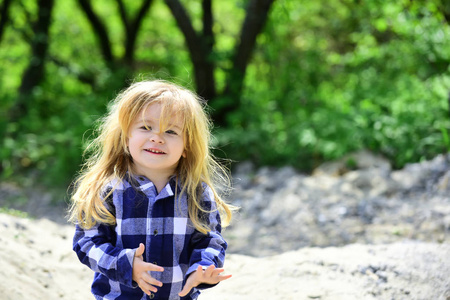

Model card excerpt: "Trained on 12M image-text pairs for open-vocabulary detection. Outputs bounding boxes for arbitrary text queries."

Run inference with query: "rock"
[313,150,391,176]
[1,152,450,300]
[226,153,450,257]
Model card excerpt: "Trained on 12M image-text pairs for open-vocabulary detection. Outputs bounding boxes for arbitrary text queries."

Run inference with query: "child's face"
[127,103,186,179]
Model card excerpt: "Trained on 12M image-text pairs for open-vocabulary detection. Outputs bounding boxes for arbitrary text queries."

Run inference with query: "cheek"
[125,138,130,154]
[182,135,187,157]
[181,138,187,157]
[127,135,140,155]
[125,129,133,148]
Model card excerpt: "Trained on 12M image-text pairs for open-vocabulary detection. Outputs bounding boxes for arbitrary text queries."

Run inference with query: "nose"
[150,131,164,144]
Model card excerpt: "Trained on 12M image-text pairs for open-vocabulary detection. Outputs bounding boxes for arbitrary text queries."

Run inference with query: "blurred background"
[1,0,450,197]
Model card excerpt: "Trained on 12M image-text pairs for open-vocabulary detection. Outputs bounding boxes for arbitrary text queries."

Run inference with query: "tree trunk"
[164,0,216,101]
[216,0,275,124]
[117,0,154,64]
[198,0,216,101]
[0,0,13,45]
[78,0,114,65]
[10,0,54,121]
[441,0,450,24]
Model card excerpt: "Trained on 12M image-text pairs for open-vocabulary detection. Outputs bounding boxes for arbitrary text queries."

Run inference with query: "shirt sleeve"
[73,220,137,288]
[186,185,228,289]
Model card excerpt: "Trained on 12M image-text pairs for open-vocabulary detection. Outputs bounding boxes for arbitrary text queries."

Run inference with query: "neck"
[131,166,175,194]
[152,177,171,194]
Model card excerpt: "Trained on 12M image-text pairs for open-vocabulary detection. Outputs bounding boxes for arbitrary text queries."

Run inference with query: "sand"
[0,213,448,300]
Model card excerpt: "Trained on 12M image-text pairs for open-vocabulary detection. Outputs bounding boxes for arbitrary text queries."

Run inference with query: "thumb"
[178,282,192,297]
[179,266,201,297]
[134,243,145,257]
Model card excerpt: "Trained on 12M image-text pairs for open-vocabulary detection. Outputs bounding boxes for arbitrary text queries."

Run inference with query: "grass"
[0,207,31,218]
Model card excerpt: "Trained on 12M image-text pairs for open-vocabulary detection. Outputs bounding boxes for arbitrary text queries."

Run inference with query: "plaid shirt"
[73,175,227,300]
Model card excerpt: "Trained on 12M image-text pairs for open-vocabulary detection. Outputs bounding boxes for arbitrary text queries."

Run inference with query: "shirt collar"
[126,173,180,199]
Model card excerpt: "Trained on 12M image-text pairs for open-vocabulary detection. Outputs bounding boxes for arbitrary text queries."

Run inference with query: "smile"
[145,148,165,154]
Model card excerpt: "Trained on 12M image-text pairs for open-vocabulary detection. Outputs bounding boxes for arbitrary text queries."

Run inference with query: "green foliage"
[1,0,449,190]
[0,207,30,218]
[215,0,450,170]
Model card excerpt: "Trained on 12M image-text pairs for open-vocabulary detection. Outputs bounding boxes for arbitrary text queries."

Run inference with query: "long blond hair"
[69,80,235,234]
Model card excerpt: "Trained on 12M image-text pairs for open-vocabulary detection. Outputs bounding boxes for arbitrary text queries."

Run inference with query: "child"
[69,80,235,299]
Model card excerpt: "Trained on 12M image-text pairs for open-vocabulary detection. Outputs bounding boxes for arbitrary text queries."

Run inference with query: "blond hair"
[69,80,235,234]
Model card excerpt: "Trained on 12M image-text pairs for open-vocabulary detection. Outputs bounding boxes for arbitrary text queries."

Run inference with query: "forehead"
[137,102,184,128]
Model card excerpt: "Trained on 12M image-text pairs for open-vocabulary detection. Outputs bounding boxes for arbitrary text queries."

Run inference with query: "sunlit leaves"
[1,0,449,185]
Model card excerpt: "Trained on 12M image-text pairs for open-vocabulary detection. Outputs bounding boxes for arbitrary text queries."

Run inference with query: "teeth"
[147,149,164,154]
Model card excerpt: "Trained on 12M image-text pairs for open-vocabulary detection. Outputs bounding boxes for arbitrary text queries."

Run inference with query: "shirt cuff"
[116,248,136,288]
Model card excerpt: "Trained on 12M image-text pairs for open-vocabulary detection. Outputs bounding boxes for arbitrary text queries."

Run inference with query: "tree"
[9,0,54,121]
[0,0,13,45]
[77,0,154,71]
[164,0,275,124]
[163,0,216,102]
[222,0,275,119]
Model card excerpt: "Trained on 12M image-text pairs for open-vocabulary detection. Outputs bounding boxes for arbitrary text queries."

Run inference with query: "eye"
[140,125,151,131]
[166,129,178,135]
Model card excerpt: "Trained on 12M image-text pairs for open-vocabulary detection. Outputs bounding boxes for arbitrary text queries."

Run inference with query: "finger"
[144,262,164,273]
[141,272,163,288]
[211,268,225,277]
[216,273,232,282]
[138,279,158,295]
[178,283,192,297]
[135,243,145,257]
[179,268,199,297]
[203,265,215,277]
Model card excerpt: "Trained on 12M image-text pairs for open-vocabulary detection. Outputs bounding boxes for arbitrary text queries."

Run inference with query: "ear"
[182,150,186,158]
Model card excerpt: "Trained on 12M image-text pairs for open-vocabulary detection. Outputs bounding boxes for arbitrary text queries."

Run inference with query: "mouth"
[145,148,166,154]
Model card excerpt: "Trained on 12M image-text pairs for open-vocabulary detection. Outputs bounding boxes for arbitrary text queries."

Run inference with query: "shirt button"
[153,229,158,236]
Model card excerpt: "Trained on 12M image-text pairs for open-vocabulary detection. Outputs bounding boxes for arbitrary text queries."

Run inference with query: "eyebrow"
[137,119,183,131]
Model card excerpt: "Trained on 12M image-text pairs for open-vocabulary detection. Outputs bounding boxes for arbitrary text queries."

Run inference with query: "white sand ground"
[0,213,448,300]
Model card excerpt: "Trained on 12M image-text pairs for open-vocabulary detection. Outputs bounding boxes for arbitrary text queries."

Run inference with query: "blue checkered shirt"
[73,175,227,300]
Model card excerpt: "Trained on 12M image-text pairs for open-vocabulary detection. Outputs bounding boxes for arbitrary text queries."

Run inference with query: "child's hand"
[178,265,232,297]
[132,243,164,296]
